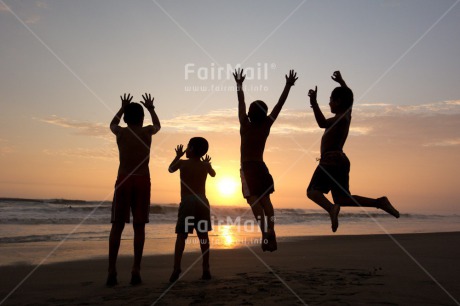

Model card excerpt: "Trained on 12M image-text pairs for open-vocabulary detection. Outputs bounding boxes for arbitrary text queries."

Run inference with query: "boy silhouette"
[107,93,161,286]
[168,137,216,282]
[234,68,298,252]
[307,71,399,232]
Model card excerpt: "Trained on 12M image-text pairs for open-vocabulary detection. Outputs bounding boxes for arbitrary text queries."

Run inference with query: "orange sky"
[1,102,459,214]
[1,1,459,214]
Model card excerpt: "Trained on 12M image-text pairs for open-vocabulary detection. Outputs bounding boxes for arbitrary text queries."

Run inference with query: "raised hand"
[233,68,246,84]
[120,93,133,108]
[285,70,298,86]
[175,144,185,157]
[331,71,345,85]
[141,93,154,110]
[308,86,318,106]
[201,154,211,163]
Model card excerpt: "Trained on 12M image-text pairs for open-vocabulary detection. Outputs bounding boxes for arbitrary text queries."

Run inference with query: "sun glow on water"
[219,225,235,247]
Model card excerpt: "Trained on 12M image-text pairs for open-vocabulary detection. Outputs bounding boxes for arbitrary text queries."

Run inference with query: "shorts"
[240,161,275,199]
[111,175,151,224]
[307,152,350,201]
[175,194,212,234]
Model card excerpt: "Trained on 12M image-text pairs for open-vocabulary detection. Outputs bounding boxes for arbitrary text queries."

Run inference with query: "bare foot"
[202,270,212,280]
[130,272,142,286]
[106,272,118,287]
[261,233,269,252]
[267,230,277,252]
[378,197,400,218]
[169,268,181,283]
[329,204,340,232]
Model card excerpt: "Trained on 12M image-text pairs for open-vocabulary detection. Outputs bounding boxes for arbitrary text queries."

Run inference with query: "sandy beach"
[1,232,459,306]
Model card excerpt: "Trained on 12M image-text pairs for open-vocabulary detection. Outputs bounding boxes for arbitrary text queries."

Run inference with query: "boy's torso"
[240,120,272,162]
[179,159,209,197]
[116,127,152,176]
[320,113,351,156]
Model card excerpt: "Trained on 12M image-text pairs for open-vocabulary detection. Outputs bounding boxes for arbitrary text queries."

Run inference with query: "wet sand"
[1,232,459,305]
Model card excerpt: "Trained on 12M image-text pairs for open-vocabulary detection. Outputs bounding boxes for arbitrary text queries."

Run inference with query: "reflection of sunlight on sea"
[178,224,262,253]
[219,225,235,247]
[212,224,261,249]
[2,212,460,265]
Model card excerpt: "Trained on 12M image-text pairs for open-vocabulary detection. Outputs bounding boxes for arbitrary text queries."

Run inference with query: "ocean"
[1,198,459,265]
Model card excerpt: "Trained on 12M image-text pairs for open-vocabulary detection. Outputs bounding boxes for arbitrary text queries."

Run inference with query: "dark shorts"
[240,161,275,199]
[175,194,212,234]
[111,175,151,224]
[307,152,350,201]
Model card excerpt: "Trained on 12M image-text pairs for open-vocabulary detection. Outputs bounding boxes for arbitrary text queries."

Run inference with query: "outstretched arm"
[233,68,248,124]
[201,154,216,177]
[308,86,328,128]
[331,70,348,88]
[141,93,161,135]
[168,145,185,173]
[110,93,132,134]
[269,69,298,121]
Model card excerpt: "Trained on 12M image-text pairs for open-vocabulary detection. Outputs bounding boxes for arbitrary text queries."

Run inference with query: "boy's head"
[123,103,144,126]
[248,100,268,124]
[186,137,209,158]
[330,87,354,113]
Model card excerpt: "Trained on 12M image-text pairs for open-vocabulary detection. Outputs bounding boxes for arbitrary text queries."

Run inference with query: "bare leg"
[170,233,187,282]
[247,196,269,251]
[260,196,277,252]
[247,196,266,232]
[307,189,340,232]
[334,195,400,218]
[334,194,377,207]
[197,232,211,280]
[260,196,274,231]
[130,223,145,285]
[107,222,125,286]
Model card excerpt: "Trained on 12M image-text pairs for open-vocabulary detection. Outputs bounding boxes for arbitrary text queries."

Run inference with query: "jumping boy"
[168,137,216,282]
[107,93,161,286]
[307,71,399,232]
[234,68,298,252]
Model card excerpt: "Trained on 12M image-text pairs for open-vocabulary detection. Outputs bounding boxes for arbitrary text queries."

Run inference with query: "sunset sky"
[0,0,459,213]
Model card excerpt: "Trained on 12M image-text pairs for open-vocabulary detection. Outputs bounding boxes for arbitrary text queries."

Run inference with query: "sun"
[217,177,238,197]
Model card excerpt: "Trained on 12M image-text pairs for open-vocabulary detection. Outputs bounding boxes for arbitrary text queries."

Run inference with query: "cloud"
[162,109,318,135]
[423,138,460,147]
[35,1,49,9]
[162,107,376,136]
[0,1,48,23]
[353,100,460,117]
[43,147,118,160]
[158,100,460,138]
[349,126,373,136]
[445,100,460,106]
[40,115,111,140]
[0,139,15,155]
[0,3,9,12]
[24,14,41,24]
[162,109,240,133]
[39,98,460,151]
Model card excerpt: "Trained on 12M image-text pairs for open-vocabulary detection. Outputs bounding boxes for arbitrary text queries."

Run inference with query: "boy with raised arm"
[168,137,216,282]
[234,68,298,252]
[107,93,161,286]
[307,71,399,232]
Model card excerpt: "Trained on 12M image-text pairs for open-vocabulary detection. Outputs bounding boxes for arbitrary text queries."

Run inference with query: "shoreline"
[1,230,460,266]
[2,230,460,267]
[1,232,459,305]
